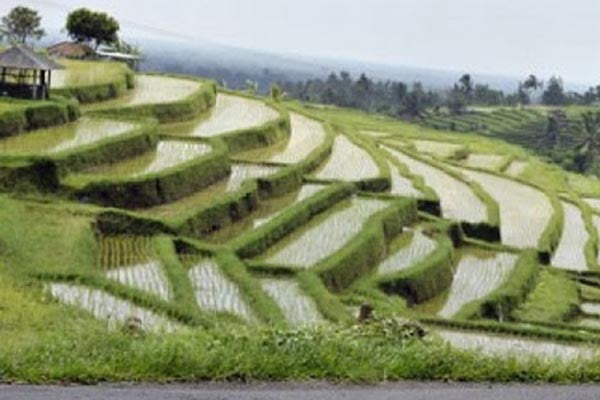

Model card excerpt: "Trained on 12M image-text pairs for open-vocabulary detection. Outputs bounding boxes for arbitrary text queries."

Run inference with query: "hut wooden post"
[0,45,63,100]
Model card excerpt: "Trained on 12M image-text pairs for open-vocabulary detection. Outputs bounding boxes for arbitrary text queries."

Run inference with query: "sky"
[2,0,599,85]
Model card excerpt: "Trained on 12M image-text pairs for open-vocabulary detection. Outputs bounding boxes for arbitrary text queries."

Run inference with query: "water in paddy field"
[106,262,171,301]
[204,184,326,243]
[412,140,464,159]
[459,168,553,248]
[388,162,422,198]
[47,283,180,332]
[135,141,212,176]
[238,112,327,164]
[438,250,517,318]
[313,135,380,181]
[385,146,487,224]
[417,248,517,318]
[260,278,323,326]
[82,75,203,111]
[0,118,138,156]
[437,329,596,361]
[376,229,437,276]
[259,197,389,268]
[79,140,212,178]
[177,94,279,138]
[463,154,506,171]
[185,257,255,322]
[99,236,171,300]
[551,202,588,271]
[138,163,280,218]
[504,160,528,177]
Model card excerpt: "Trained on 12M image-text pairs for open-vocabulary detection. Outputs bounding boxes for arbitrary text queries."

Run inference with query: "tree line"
[279,72,600,118]
[0,6,137,54]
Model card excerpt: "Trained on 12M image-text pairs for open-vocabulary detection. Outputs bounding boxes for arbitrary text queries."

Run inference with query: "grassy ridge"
[53,59,135,104]
[65,137,231,208]
[512,269,580,323]
[0,96,80,138]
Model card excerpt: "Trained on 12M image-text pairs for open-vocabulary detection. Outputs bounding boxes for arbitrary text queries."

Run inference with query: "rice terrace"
[2,1,600,393]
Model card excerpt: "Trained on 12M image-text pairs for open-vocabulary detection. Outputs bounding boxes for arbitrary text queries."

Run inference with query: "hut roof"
[96,50,141,61]
[47,41,93,59]
[0,45,63,70]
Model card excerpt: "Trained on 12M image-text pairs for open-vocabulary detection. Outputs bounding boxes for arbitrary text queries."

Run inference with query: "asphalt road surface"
[1,382,599,400]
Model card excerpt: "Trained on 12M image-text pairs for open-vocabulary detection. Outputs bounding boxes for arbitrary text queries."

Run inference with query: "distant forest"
[279,72,600,119]
[141,52,600,120]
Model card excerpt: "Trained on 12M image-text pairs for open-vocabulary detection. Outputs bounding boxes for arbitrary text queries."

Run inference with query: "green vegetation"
[65,8,119,50]
[2,56,600,384]
[53,59,135,104]
[0,96,79,137]
[0,6,45,44]
[513,269,580,323]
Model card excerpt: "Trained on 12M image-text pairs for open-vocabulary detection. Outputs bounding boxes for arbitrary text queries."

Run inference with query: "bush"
[71,139,231,209]
[0,97,80,138]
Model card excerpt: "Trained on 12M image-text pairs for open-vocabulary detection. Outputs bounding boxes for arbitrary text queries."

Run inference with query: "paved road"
[1,382,599,400]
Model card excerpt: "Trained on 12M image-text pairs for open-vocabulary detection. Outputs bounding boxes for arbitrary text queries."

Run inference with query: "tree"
[270,83,283,101]
[582,87,598,105]
[542,76,566,105]
[444,74,473,115]
[545,111,562,149]
[0,6,45,44]
[401,83,426,118]
[106,38,141,56]
[446,87,468,115]
[473,84,504,105]
[245,80,258,94]
[458,74,473,97]
[523,74,542,91]
[66,8,120,50]
[516,83,530,105]
[576,112,600,173]
[354,73,374,110]
[581,112,600,153]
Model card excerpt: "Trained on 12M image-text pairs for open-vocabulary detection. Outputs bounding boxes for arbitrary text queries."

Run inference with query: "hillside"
[135,36,544,93]
[2,59,600,383]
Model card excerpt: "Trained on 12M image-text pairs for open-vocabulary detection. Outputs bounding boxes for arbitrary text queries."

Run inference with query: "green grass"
[0,195,98,279]
[52,59,131,89]
[512,269,579,323]
[0,102,23,114]
[3,315,600,383]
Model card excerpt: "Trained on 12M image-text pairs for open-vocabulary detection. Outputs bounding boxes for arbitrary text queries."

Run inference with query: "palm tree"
[580,112,600,152]
[523,74,543,91]
[545,111,561,149]
[576,112,600,173]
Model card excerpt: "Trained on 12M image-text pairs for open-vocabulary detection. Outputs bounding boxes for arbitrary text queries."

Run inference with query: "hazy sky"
[2,0,599,84]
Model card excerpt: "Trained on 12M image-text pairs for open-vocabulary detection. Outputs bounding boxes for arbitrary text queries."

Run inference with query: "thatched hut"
[0,45,63,100]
